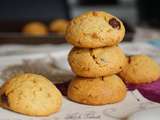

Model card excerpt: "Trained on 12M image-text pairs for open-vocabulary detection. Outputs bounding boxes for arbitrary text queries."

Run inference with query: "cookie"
[65,11,125,48]
[0,73,62,116]
[119,55,160,84]
[49,19,69,35]
[67,75,127,105]
[68,46,127,77]
[22,22,48,36]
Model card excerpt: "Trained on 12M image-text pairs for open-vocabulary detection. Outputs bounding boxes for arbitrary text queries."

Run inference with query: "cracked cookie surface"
[0,73,62,116]
[68,46,127,77]
[119,55,160,84]
[65,11,125,48]
[67,75,127,105]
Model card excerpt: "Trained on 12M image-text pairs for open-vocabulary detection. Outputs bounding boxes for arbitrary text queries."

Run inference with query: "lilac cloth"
[126,78,160,103]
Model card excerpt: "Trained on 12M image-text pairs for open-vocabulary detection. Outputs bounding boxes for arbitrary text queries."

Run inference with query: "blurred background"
[0,0,159,44]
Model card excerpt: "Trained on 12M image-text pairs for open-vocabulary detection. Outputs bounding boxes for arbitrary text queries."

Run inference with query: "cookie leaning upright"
[65,11,125,48]
[119,55,160,84]
[0,73,62,116]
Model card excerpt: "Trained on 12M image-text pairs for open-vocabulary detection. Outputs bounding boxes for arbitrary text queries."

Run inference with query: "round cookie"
[68,46,127,77]
[22,22,48,36]
[0,73,62,116]
[67,75,127,105]
[119,55,160,84]
[49,19,69,35]
[65,11,125,48]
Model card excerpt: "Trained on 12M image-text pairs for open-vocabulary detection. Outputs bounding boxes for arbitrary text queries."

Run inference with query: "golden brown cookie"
[68,46,127,77]
[49,19,69,35]
[22,22,48,36]
[119,55,160,84]
[0,73,62,116]
[67,75,127,105]
[65,11,125,48]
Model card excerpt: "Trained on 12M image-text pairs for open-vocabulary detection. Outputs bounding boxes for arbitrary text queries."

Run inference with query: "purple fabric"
[126,78,160,103]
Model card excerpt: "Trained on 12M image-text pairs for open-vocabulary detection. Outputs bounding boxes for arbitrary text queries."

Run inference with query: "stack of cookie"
[65,11,127,105]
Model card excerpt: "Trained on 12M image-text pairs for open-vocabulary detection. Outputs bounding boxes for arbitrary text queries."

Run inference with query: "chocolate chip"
[92,55,96,59]
[101,77,104,81]
[109,18,121,29]
[128,56,131,64]
[92,33,99,38]
[1,94,9,106]
[73,86,79,90]
[88,94,92,97]
[92,11,98,16]
[33,80,36,83]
